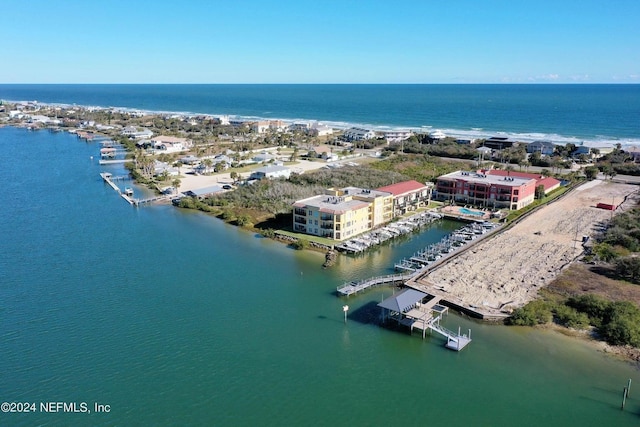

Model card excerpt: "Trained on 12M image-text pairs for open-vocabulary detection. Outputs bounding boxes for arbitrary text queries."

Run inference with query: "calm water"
[1,127,640,426]
[1,84,639,145]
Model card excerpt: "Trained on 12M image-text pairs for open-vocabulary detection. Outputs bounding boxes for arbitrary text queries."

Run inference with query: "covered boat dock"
[378,288,471,351]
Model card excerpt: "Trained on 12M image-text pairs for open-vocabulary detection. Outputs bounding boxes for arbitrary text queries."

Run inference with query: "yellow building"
[292,187,393,241]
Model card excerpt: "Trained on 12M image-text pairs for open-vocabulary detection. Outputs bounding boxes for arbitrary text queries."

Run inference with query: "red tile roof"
[536,176,561,191]
[377,180,428,196]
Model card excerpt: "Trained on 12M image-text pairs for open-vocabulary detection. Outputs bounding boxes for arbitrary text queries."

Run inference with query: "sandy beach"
[410,180,639,318]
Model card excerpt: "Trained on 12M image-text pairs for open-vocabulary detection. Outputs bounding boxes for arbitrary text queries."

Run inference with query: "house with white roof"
[343,127,376,141]
[309,123,334,137]
[151,136,192,153]
[122,126,153,139]
[249,165,291,180]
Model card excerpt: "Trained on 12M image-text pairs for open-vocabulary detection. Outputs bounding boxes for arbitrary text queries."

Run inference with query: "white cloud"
[569,74,590,82]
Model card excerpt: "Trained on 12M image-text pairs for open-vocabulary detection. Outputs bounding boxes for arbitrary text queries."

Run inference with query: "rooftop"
[439,170,535,187]
[293,195,370,215]
[377,180,429,196]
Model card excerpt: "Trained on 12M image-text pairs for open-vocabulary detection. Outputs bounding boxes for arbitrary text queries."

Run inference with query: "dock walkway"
[337,273,414,296]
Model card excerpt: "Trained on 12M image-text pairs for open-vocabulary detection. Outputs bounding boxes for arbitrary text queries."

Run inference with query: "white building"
[343,127,377,141]
[309,123,334,137]
[249,165,291,180]
[151,136,192,153]
[122,126,153,139]
[250,120,270,134]
[383,130,412,143]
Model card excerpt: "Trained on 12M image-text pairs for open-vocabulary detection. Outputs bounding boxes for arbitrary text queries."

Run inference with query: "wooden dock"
[337,273,415,296]
[99,159,129,164]
[101,172,175,207]
[379,291,472,351]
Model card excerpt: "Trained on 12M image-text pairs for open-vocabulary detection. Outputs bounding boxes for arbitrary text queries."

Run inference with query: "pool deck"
[440,205,493,221]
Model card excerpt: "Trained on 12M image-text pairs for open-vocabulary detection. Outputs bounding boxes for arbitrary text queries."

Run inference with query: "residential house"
[429,130,446,141]
[122,126,153,139]
[482,136,518,150]
[269,120,288,132]
[151,136,192,153]
[312,144,339,160]
[249,165,291,180]
[182,185,225,199]
[526,140,556,155]
[250,120,270,134]
[383,130,413,143]
[308,123,334,137]
[343,127,377,141]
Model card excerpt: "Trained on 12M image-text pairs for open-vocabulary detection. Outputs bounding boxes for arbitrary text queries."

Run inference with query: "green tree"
[593,242,618,262]
[600,301,640,346]
[171,177,182,194]
[506,300,552,326]
[535,185,546,200]
[615,256,640,283]
[584,166,599,180]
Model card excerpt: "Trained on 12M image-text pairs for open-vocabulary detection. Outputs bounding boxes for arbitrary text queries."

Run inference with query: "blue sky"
[2,0,638,83]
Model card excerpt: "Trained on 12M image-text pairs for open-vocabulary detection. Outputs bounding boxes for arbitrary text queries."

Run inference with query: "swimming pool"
[459,207,485,216]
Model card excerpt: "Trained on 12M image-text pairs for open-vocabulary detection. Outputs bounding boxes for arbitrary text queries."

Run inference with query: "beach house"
[343,127,377,141]
[526,140,557,155]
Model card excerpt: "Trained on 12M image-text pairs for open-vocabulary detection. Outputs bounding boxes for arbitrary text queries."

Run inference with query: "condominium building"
[292,187,393,240]
[434,170,536,210]
[376,180,432,216]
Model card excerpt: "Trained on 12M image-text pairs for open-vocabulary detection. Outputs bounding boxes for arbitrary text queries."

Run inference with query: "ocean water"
[1,127,640,426]
[1,84,639,146]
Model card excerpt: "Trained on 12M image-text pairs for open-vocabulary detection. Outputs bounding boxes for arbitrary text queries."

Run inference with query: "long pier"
[99,159,129,164]
[337,273,414,296]
[100,172,175,207]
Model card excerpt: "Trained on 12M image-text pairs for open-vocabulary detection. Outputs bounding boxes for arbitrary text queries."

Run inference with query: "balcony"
[294,216,306,224]
[294,208,306,216]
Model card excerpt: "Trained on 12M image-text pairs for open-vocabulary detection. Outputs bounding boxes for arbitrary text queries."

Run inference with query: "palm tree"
[172,177,181,194]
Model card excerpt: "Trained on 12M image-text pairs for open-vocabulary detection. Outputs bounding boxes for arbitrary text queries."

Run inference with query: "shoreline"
[1,95,634,148]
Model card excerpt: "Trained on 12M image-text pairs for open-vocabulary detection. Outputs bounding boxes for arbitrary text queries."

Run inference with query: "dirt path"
[411,180,639,318]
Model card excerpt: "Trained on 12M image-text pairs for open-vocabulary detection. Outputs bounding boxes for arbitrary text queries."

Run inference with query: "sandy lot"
[410,180,639,318]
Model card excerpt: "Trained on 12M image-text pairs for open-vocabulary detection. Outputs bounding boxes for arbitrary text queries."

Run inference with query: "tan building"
[292,187,393,240]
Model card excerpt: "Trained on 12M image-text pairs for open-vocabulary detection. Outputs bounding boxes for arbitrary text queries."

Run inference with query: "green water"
[1,127,639,426]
